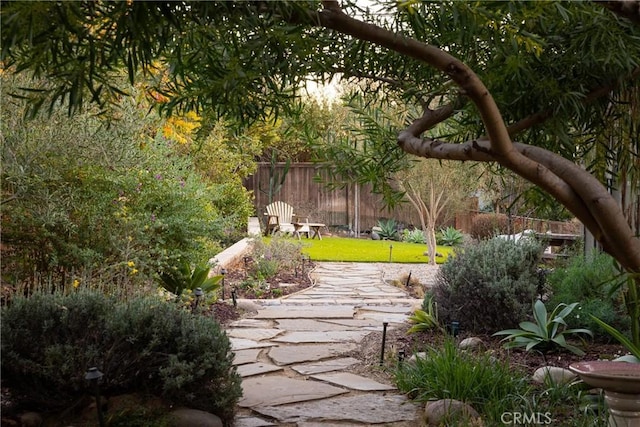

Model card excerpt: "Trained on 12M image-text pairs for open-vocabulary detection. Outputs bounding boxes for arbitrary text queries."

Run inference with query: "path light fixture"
[450,321,460,337]
[405,272,412,287]
[301,254,310,275]
[389,245,393,263]
[380,321,389,366]
[220,268,227,300]
[193,287,203,312]
[231,288,237,307]
[85,367,105,427]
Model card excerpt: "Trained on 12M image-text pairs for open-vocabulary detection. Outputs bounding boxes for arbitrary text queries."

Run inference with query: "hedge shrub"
[470,213,510,239]
[432,238,542,334]
[546,253,628,339]
[1,290,241,424]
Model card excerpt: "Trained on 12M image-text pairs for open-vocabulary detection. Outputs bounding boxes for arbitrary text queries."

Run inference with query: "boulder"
[458,337,484,350]
[236,300,262,313]
[424,399,480,426]
[406,351,427,366]
[169,408,223,427]
[532,366,577,385]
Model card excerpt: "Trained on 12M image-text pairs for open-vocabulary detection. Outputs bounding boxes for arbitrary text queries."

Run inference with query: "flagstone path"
[229,262,438,427]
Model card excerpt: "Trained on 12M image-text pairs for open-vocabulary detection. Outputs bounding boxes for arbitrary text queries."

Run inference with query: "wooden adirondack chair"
[264,201,309,237]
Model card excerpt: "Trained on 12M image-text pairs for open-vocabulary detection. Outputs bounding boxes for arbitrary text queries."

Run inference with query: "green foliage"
[432,238,542,334]
[469,213,510,239]
[494,300,593,355]
[436,226,464,246]
[259,151,291,204]
[0,75,249,288]
[408,296,442,333]
[159,262,221,300]
[401,228,426,244]
[1,289,241,422]
[546,253,627,339]
[252,236,304,272]
[590,316,640,361]
[242,236,306,285]
[376,218,399,240]
[395,339,529,422]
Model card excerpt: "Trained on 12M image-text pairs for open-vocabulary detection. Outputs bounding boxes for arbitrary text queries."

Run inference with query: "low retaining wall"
[209,217,261,273]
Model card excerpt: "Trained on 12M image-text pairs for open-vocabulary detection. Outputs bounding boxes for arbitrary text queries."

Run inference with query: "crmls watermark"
[501,412,553,425]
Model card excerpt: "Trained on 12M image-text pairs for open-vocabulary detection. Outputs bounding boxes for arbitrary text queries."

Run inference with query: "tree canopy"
[2,0,639,273]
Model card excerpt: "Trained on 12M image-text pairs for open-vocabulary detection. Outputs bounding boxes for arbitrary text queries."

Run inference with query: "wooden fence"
[243,162,423,232]
[243,162,579,235]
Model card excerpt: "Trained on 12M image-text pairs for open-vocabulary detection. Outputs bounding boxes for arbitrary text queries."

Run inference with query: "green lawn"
[285,236,454,263]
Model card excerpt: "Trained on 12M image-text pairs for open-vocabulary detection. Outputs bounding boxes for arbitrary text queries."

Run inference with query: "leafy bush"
[395,339,529,422]
[432,238,542,334]
[408,296,442,333]
[436,226,464,246]
[1,290,241,423]
[376,218,399,240]
[1,75,251,289]
[470,213,509,239]
[402,228,426,244]
[494,300,593,355]
[251,236,304,272]
[546,253,627,339]
[158,261,222,301]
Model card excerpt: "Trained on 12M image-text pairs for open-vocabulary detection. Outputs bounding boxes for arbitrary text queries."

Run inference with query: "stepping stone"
[291,357,360,375]
[253,394,419,424]
[276,318,356,331]
[357,305,414,313]
[356,311,410,324]
[254,306,354,319]
[227,328,283,341]
[272,330,370,344]
[232,349,262,366]
[310,372,395,391]
[228,319,273,328]
[320,318,382,328]
[237,362,283,378]
[230,338,277,351]
[238,376,347,408]
[268,343,357,365]
[234,416,276,427]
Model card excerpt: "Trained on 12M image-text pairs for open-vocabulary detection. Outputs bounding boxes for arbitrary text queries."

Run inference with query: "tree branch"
[312,3,640,271]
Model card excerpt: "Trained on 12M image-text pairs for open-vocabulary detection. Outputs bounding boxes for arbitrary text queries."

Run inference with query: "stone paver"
[232,348,262,366]
[310,372,396,391]
[237,362,284,378]
[271,330,370,344]
[253,394,418,424]
[227,328,284,341]
[238,376,348,407]
[253,305,354,319]
[291,357,361,375]
[268,343,358,365]
[231,261,428,426]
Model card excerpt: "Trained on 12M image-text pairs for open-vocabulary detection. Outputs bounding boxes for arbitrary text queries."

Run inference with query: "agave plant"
[436,226,464,246]
[159,261,222,300]
[376,218,399,240]
[408,296,443,333]
[494,300,593,355]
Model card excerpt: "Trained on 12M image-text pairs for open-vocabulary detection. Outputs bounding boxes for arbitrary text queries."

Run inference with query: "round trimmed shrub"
[432,237,542,334]
[1,289,241,424]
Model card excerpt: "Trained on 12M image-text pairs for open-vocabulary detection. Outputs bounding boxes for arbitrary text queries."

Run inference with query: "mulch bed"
[208,257,316,325]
